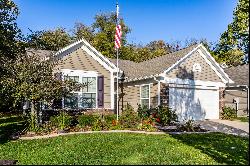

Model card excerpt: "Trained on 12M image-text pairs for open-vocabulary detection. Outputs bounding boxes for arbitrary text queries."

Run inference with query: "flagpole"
[116,1,119,121]
[116,47,119,121]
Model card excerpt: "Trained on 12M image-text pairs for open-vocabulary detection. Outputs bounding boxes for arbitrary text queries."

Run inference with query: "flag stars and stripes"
[115,24,122,49]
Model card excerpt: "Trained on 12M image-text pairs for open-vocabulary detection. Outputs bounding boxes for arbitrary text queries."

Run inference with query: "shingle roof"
[26,48,55,60]
[224,64,249,86]
[109,44,199,80]
[25,44,199,80]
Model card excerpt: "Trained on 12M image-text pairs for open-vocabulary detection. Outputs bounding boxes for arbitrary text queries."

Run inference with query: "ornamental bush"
[221,107,237,119]
[78,114,99,128]
[50,110,72,130]
[137,118,157,131]
[157,106,178,126]
[104,114,117,125]
[78,114,117,131]
[137,104,151,119]
[119,103,140,128]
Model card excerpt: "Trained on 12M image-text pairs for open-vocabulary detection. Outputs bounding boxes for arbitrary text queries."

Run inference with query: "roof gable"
[54,39,118,73]
[162,44,233,84]
[165,49,222,82]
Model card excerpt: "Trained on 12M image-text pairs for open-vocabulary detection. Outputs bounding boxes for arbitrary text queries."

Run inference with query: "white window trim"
[140,84,151,108]
[81,77,98,109]
[61,69,98,109]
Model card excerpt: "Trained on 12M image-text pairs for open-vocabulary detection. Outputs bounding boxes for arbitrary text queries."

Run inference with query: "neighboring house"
[224,64,249,116]
[28,39,234,121]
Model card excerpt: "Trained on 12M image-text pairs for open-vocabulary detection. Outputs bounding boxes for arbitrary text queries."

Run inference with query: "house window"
[64,93,79,109]
[140,84,150,108]
[63,76,80,109]
[64,75,80,91]
[80,77,97,108]
[62,71,98,109]
[64,75,79,82]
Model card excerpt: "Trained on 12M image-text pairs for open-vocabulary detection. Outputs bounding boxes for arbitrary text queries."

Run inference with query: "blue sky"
[14,0,237,45]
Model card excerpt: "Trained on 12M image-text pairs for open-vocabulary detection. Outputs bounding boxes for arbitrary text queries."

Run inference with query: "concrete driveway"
[210,119,249,133]
[196,119,249,137]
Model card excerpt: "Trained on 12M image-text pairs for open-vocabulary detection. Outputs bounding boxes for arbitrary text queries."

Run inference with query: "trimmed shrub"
[221,107,237,119]
[119,104,140,128]
[77,114,116,130]
[137,104,151,119]
[92,115,109,131]
[157,106,178,126]
[78,114,99,128]
[50,110,72,130]
[104,114,117,126]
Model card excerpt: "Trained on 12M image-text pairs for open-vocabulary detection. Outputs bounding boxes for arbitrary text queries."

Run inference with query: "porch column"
[157,81,161,106]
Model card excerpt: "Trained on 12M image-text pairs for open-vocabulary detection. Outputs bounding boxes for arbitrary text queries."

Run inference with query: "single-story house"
[224,64,249,116]
[28,39,235,121]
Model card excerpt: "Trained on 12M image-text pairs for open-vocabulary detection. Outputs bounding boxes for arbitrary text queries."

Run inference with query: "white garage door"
[169,87,219,121]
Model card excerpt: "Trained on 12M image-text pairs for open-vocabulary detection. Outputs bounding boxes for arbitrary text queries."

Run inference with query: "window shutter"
[97,75,104,108]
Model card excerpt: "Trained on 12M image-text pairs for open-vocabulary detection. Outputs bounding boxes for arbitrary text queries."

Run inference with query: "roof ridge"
[108,43,200,64]
[225,63,249,69]
[137,43,200,63]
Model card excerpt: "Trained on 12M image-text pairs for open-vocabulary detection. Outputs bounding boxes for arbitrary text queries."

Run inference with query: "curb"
[19,130,216,140]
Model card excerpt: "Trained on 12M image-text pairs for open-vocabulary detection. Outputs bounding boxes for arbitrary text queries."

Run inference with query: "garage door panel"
[169,87,219,121]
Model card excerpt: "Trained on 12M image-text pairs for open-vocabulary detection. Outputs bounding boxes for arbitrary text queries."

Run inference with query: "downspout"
[247,86,249,116]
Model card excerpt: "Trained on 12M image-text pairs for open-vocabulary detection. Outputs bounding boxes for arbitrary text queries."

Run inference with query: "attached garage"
[114,43,234,119]
[169,86,220,121]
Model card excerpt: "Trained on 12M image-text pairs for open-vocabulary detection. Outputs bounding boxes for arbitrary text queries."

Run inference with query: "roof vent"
[220,63,228,68]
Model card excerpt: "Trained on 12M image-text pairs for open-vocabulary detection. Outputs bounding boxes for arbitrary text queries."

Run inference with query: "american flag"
[115,3,122,49]
[115,24,122,49]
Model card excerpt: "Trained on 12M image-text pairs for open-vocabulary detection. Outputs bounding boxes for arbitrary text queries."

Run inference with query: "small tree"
[1,50,80,126]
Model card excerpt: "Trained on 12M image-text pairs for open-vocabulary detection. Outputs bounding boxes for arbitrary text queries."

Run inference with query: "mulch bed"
[0,160,18,165]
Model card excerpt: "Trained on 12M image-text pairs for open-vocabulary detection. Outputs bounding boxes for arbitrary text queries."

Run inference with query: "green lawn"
[0,132,248,165]
[232,116,249,123]
[0,115,27,144]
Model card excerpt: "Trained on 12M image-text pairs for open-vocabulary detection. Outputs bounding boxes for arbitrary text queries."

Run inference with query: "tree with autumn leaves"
[0,0,249,114]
